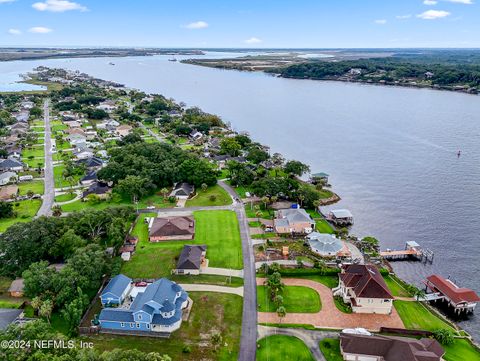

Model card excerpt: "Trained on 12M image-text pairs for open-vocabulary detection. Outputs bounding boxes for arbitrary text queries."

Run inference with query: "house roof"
[177,245,207,270]
[0,172,17,181]
[426,275,480,304]
[307,232,343,255]
[0,158,24,169]
[0,308,23,330]
[149,216,195,238]
[330,209,353,219]
[131,278,187,315]
[170,182,194,197]
[311,172,329,177]
[276,208,313,225]
[340,333,444,361]
[98,308,134,323]
[101,274,132,298]
[76,156,104,168]
[340,264,393,299]
[81,171,97,182]
[82,181,111,197]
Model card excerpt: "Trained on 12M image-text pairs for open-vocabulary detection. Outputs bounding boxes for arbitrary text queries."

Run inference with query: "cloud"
[244,37,262,44]
[445,0,473,3]
[374,19,387,24]
[8,28,22,35]
[417,9,450,19]
[184,21,208,29]
[396,14,412,19]
[29,26,53,33]
[32,0,87,12]
[423,0,438,5]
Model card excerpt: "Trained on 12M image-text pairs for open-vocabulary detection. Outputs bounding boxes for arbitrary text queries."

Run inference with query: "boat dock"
[380,241,434,263]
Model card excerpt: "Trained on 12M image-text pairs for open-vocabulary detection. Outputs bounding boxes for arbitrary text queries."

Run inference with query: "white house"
[0,172,17,186]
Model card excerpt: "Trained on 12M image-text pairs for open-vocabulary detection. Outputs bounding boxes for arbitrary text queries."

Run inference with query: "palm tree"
[201,183,208,192]
[160,187,169,202]
[211,332,222,351]
[261,196,270,210]
[276,306,286,328]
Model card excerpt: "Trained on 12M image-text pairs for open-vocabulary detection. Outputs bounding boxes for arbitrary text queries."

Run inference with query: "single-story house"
[174,245,207,275]
[100,274,132,307]
[189,129,203,141]
[82,181,112,199]
[333,264,394,314]
[76,156,104,170]
[74,148,94,160]
[66,128,87,137]
[0,309,23,331]
[306,232,350,258]
[8,278,24,298]
[340,333,445,361]
[274,208,315,235]
[98,277,189,335]
[0,171,18,186]
[148,216,195,242]
[116,124,133,138]
[169,182,194,199]
[0,158,24,172]
[80,171,97,185]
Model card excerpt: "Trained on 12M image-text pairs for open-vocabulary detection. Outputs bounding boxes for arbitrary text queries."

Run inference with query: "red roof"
[340,264,393,299]
[426,275,480,304]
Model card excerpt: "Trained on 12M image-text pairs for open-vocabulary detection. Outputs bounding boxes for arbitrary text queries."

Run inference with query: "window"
[146,324,150,329]
[136,323,140,328]
[130,323,134,328]
[138,314,142,320]
[120,322,125,327]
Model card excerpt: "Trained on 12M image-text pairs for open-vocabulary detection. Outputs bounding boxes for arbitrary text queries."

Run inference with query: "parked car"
[146,206,155,210]
[135,281,148,287]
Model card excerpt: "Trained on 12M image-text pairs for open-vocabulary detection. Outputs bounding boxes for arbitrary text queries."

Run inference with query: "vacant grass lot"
[18,180,44,195]
[185,185,232,207]
[83,292,242,361]
[0,199,42,232]
[257,285,321,313]
[22,158,44,169]
[394,300,454,331]
[53,165,83,188]
[22,147,45,159]
[257,335,314,361]
[122,210,243,279]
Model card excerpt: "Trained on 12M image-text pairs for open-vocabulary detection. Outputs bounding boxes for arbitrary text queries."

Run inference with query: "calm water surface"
[1,54,479,337]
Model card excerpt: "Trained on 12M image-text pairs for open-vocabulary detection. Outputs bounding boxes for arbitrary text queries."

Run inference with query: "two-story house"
[274,207,315,235]
[98,276,189,335]
[333,264,394,314]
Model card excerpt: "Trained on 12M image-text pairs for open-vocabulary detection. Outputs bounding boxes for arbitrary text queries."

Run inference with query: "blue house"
[100,274,132,307]
[98,276,189,334]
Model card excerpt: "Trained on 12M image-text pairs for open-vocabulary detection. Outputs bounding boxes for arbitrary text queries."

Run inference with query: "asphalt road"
[36,100,54,217]
[218,181,258,361]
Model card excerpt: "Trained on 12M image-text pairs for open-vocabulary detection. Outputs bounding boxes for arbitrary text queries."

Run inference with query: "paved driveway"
[257,278,404,331]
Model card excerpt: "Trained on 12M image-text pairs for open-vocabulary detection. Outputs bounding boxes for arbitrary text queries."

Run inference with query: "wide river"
[1,53,479,338]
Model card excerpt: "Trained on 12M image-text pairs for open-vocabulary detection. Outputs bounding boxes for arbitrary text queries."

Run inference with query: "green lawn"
[22,147,45,159]
[18,180,44,195]
[84,292,242,361]
[185,185,232,207]
[56,141,72,150]
[257,335,314,361]
[257,285,321,313]
[0,199,42,232]
[122,210,243,279]
[35,137,45,145]
[383,275,410,297]
[170,274,244,287]
[319,338,343,361]
[52,124,67,132]
[22,158,44,169]
[53,165,83,188]
[333,296,352,314]
[444,339,480,361]
[394,300,454,331]
[245,205,274,219]
[306,209,334,234]
[54,192,77,202]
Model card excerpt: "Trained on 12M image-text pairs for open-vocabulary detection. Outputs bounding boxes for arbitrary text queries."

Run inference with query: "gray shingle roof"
[307,232,343,256]
[176,245,206,270]
[0,309,22,330]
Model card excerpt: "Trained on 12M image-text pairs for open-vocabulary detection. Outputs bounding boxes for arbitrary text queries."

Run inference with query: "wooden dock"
[380,241,434,263]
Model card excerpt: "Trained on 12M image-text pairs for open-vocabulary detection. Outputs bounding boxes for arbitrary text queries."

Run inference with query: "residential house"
[67,134,87,147]
[100,274,132,306]
[340,333,444,361]
[6,146,22,159]
[169,182,194,199]
[425,274,480,315]
[0,172,18,186]
[0,309,23,331]
[80,170,98,185]
[76,156,104,170]
[66,120,81,128]
[96,100,117,113]
[98,277,189,335]
[174,245,207,275]
[82,181,112,199]
[0,158,24,172]
[66,128,87,137]
[306,232,350,258]
[74,147,94,160]
[8,279,24,298]
[333,264,394,314]
[274,208,315,235]
[148,216,195,242]
[116,124,133,138]
[189,129,203,141]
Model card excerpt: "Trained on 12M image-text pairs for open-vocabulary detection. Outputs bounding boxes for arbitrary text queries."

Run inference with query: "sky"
[0,0,479,48]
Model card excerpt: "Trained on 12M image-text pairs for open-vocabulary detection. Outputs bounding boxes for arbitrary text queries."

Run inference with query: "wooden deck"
[380,249,419,257]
